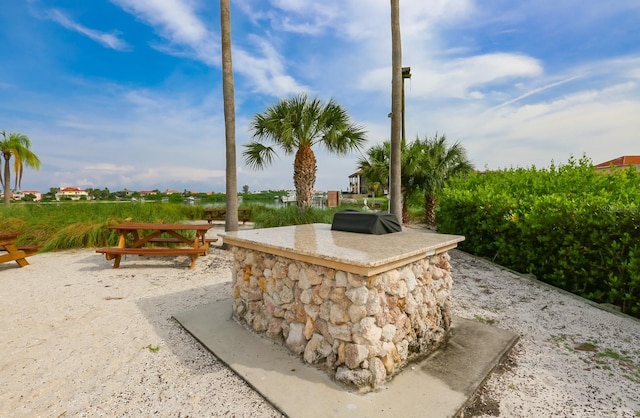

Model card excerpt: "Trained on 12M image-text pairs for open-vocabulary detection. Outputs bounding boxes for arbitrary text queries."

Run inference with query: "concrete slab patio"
[174,299,518,418]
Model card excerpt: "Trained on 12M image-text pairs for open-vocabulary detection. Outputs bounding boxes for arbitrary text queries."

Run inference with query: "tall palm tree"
[389,0,403,223]
[1,130,41,205]
[244,94,367,209]
[220,0,238,231]
[408,134,474,227]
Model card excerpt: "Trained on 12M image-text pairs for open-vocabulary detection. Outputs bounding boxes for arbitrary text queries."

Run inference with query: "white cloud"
[47,9,128,50]
[235,0,340,35]
[134,166,226,183]
[14,82,232,191]
[491,76,580,110]
[234,35,307,96]
[358,53,542,99]
[109,0,307,98]
[84,163,130,172]
[410,77,640,171]
[110,0,220,68]
[111,0,208,45]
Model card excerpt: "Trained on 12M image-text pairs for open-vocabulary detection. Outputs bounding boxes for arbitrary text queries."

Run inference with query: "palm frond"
[242,142,277,170]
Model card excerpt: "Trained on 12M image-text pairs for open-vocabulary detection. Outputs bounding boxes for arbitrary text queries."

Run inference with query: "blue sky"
[1,0,639,194]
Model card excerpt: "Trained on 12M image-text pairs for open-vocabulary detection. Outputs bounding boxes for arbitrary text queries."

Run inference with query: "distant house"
[1,190,42,201]
[348,170,367,195]
[16,190,42,201]
[55,187,89,201]
[594,156,640,172]
[165,189,180,195]
[138,190,157,196]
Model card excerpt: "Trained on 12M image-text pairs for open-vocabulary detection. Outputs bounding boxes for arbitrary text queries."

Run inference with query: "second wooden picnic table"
[96,222,216,268]
[0,233,31,267]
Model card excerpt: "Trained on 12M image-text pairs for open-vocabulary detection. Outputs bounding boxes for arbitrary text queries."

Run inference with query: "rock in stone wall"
[231,248,453,392]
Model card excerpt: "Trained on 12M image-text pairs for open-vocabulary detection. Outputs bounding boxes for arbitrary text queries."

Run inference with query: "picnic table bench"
[203,207,251,224]
[147,237,219,245]
[0,233,39,267]
[96,247,204,268]
[96,222,215,269]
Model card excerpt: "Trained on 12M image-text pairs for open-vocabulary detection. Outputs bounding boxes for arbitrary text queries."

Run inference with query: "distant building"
[138,190,157,196]
[55,187,89,201]
[1,190,42,201]
[348,170,367,195]
[16,190,42,201]
[594,156,640,172]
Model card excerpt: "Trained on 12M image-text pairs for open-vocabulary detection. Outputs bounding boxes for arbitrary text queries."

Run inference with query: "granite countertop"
[220,224,464,275]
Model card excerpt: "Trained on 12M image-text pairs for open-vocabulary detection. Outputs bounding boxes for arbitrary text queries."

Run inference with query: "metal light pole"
[402,66,411,143]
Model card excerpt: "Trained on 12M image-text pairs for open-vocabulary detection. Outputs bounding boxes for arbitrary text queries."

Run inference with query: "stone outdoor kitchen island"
[221,223,464,392]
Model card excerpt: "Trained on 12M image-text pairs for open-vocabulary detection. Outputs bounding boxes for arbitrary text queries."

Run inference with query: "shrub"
[437,156,640,317]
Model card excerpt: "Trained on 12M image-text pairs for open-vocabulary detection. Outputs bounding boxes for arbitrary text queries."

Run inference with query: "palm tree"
[357,141,390,194]
[1,130,41,205]
[389,0,403,223]
[220,0,238,231]
[244,94,367,209]
[358,135,472,225]
[407,134,474,227]
[358,138,412,221]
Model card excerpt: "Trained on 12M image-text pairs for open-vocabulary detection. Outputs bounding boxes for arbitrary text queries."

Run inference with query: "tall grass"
[0,202,375,251]
[0,202,202,251]
[251,205,339,227]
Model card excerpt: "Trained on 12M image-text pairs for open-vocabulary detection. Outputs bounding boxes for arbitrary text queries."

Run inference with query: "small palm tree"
[1,130,41,205]
[358,139,412,221]
[244,94,367,209]
[408,134,474,227]
[357,141,390,194]
[358,134,472,225]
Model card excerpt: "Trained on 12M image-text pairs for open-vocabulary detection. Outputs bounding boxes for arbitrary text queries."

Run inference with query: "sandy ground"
[1,228,639,417]
[452,251,640,417]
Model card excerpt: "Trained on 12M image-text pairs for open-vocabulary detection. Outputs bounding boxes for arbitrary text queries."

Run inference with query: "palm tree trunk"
[402,202,409,224]
[294,145,317,209]
[390,0,403,225]
[424,193,437,228]
[400,186,409,223]
[220,0,238,232]
[3,154,11,206]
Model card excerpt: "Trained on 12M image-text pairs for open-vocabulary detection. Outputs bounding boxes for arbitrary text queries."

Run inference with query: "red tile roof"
[595,156,640,168]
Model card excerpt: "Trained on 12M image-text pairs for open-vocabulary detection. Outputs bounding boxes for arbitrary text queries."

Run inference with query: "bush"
[437,156,640,317]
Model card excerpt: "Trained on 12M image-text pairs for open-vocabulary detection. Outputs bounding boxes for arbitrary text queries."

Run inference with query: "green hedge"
[437,156,640,317]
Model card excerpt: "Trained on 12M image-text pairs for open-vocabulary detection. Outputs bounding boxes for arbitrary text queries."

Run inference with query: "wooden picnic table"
[96,222,216,269]
[0,233,33,267]
[203,207,251,224]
